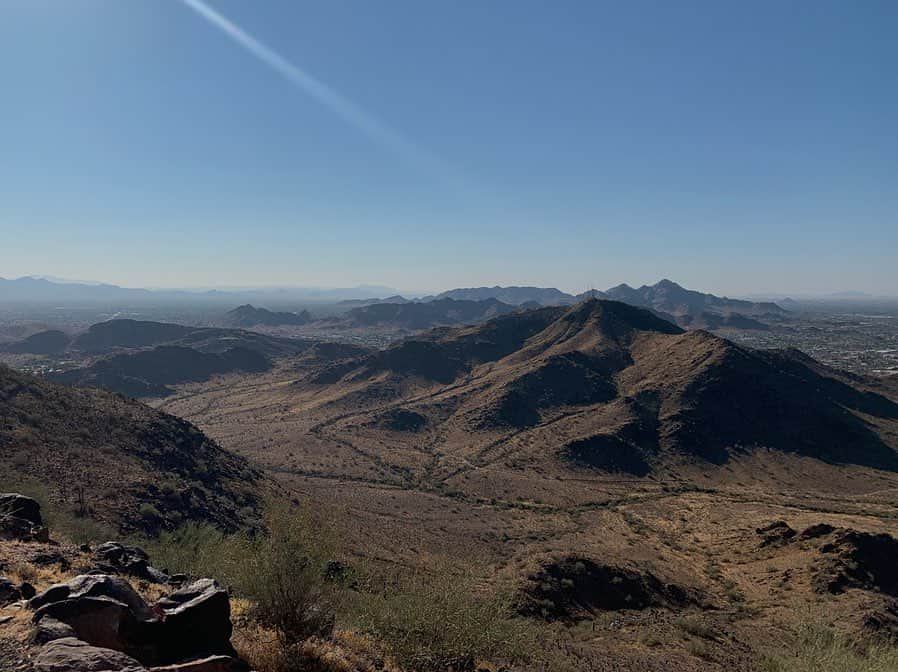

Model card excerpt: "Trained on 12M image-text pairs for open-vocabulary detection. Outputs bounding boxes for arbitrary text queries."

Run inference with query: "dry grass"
[761,622,898,672]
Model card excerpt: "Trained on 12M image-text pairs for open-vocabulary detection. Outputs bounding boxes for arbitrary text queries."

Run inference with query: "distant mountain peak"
[223,304,312,327]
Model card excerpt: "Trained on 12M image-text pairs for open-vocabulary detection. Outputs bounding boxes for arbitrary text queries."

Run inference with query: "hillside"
[49,345,272,397]
[0,364,262,534]
[291,299,898,478]
[20,319,314,397]
[428,285,575,306]
[72,320,195,352]
[223,303,313,327]
[156,298,898,671]
[340,297,520,330]
[0,329,70,355]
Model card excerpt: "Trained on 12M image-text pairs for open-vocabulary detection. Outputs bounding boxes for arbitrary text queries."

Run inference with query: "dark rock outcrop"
[29,574,239,667]
[0,493,43,525]
[520,556,692,620]
[155,579,235,661]
[757,521,797,548]
[30,575,155,620]
[0,576,22,605]
[34,637,147,672]
[812,529,898,596]
[0,493,48,542]
[93,542,170,584]
[32,617,77,645]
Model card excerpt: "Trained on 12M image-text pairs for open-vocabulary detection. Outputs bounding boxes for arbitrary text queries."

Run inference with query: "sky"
[1,0,896,296]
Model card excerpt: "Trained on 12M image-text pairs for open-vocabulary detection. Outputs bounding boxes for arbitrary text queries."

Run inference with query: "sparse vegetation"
[347,561,536,672]
[762,622,898,672]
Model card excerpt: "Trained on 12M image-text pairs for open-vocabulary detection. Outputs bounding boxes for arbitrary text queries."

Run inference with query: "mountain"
[0,276,405,304]
[0,276,154,302]
[300,299,898,475]
[1,330,70,355]
[49,345,272,397]
[428,286,576,306]
[222,304,312,327]
[42,319,311,397]
[0,364,262,533]
[599,279,786,325]
[337,295,411,308]
[72,320,195,353]
[338,297,521,330]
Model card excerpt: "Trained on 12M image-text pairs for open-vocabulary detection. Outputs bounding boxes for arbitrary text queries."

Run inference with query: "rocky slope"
[0,364,262,534]
[297,299,898,475]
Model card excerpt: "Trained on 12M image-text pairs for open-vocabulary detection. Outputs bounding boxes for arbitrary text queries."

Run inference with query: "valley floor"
[152,364,898,670]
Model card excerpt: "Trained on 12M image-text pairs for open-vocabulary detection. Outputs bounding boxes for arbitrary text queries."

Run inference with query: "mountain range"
[218,280,786,333]
[297,298,898,477]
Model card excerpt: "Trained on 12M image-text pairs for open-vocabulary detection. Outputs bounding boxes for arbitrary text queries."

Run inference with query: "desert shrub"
[138,502,162,522]
[674,615,717,640]
[146,501,340,650]
[236,502,340,647]
[141,520,228,575]
[762,622,898,672]
[347,562,535,672]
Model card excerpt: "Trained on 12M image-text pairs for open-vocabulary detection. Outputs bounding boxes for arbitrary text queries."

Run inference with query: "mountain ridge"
[297,298,898,476]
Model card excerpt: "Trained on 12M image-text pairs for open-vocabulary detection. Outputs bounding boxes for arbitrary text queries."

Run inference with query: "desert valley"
[2,279,898,671]
[3,2,896,669]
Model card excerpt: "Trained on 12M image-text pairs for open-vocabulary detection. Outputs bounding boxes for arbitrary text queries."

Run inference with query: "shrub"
[347,561,535,672]
[145,501,340,650]
[762,622,898,672]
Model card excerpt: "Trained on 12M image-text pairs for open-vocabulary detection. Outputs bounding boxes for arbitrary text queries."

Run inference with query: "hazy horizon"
[3,273,897,302]
[2,1,896,295]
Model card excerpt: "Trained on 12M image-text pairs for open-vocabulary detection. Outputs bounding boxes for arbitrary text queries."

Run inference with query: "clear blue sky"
[1,0,896,295]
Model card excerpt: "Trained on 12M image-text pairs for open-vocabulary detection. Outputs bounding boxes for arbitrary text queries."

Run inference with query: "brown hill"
[0,364,262,534]
[0,329,71,355]
[223,303,313,327]
[297,299,898,475]
[50,345,272,398]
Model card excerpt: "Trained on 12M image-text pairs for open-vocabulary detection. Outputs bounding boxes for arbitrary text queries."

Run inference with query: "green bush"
[347,562,535,672]
[144,501,340,648]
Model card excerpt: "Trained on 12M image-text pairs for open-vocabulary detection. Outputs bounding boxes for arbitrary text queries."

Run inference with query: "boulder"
[19,581,37,599]
[30,574,156,621]
[154,579,234,662]
[0,493,49,542]
[28,573,243,668]
[32,595,151,655]
[34,637,147,672]
[32,616,77,645]
[0,493,43,525]
[0,576,22,605]
[30,575,161,661]
[0,512,49,542]
[28,549,71,569]
[93,542,170,584]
